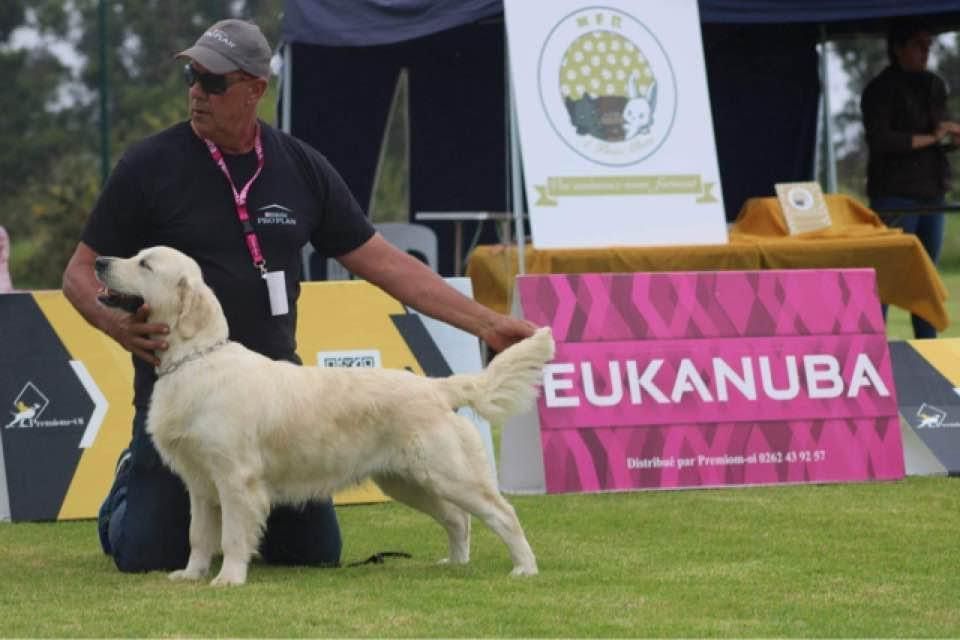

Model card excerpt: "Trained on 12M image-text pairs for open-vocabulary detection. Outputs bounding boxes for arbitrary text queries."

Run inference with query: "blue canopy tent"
[279,1,960,277]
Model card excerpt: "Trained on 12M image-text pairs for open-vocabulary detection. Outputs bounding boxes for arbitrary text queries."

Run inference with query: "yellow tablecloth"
[467,195,949,330]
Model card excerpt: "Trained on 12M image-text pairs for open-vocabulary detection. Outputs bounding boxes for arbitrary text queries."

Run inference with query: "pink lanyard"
[204,125,267,274]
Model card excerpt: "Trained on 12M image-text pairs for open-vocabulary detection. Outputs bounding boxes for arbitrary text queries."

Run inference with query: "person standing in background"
[862,16,960,339]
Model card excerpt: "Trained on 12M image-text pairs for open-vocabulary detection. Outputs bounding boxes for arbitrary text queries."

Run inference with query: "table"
[467,195,949,330]
[414,211,515,275]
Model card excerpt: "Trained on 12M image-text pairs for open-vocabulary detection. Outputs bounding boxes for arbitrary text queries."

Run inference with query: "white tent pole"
[819,24,838,193]
[506,39,526,275]
[281,43,293,134]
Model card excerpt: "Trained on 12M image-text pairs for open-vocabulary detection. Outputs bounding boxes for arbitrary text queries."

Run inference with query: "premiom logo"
[5,382,48,428]
[5,381,83,430]
[538,6,677,166]
[317,350,382,369]
[914,402,960,429]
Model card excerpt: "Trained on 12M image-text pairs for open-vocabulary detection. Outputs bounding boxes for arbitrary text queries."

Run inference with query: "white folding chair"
[375,222,439,271]
[300,222,438,281]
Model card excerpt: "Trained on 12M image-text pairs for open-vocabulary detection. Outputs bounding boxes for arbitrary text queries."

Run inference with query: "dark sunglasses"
[183,64,244,95]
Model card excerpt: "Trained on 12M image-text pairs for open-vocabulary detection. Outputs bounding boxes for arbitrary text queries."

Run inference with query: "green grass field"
[1,266,959,637]
[885,269,960,341]
[1,477,957,637]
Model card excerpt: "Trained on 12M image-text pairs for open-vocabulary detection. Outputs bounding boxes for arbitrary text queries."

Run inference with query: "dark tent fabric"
[281,1,960,45]
[699,0,960,24]
[281,1,960,276]
[282,0,502,46]
[702,22,821,227]
[287,20,506,276]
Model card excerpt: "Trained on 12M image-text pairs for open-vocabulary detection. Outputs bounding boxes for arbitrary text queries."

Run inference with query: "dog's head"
[95,246,227,343]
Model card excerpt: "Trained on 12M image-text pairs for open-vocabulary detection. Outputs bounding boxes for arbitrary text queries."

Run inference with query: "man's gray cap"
[176,19,271,78]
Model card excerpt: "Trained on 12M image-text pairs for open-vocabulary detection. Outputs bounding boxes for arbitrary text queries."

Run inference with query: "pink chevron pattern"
[516,270,905,493]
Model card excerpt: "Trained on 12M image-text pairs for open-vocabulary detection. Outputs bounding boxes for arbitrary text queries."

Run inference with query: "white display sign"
[504,0,728,248]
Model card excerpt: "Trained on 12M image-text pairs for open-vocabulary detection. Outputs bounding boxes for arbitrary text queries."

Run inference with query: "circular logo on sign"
[787,186,815,210]
[538,7,677,166]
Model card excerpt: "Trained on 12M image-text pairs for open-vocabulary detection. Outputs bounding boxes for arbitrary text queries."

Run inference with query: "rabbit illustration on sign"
[622,70,657,139]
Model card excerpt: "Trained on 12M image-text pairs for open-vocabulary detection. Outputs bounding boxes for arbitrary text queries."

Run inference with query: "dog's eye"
[139,259,152,271]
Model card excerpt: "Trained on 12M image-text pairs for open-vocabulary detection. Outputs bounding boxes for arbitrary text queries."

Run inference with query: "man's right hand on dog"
[104,303,169,367]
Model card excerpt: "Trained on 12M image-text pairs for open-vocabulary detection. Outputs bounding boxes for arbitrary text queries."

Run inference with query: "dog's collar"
[155,340,229,378]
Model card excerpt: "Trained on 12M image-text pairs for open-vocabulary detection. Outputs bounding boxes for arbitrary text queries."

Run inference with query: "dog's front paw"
[169,567,207,581]
[210,561,247,587]
[510,564,538,577]
[210,572,246,587]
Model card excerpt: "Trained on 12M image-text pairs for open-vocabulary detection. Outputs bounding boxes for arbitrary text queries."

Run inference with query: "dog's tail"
[436,327,555,424]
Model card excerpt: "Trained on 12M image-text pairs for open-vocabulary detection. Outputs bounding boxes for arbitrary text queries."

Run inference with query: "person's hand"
[934,121,960,143]
[941,121,960,146]
[479,314,539,353]
[103,303,169,366]
[942,121,960,134]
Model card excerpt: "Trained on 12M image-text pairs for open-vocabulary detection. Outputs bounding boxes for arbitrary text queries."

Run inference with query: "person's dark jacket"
[861,64,951,201]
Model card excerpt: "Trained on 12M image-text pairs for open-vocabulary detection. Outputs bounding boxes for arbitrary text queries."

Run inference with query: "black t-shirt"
[82,120,375,406]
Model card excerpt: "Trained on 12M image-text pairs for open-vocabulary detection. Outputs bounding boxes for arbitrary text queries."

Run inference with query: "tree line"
[2,0,280,289]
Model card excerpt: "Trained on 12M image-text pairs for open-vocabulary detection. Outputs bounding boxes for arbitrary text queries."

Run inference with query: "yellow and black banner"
[1,280,488,521]
[888,338,960,476]
[1,291,133,522]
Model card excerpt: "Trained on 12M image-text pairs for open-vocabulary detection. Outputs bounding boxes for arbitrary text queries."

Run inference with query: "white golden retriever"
[94,246,554,586]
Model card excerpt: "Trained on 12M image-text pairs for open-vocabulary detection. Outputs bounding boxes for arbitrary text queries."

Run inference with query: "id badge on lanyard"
[204,125,288,316]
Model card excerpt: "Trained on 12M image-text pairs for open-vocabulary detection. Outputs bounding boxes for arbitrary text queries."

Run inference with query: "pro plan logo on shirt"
[256,204,296,226]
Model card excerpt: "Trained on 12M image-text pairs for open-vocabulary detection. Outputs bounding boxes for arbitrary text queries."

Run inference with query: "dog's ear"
[176,276,212,339]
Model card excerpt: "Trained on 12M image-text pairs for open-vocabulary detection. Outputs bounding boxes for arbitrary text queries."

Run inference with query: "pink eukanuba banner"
[516,270,904,493]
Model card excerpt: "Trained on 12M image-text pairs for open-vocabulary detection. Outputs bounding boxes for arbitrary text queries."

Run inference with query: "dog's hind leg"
[423,444,537,574]
[374,474,471,565]
[169,488,220,582]
[413,421,537,576]
[442,485,537,576]
[210,474,270,586]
